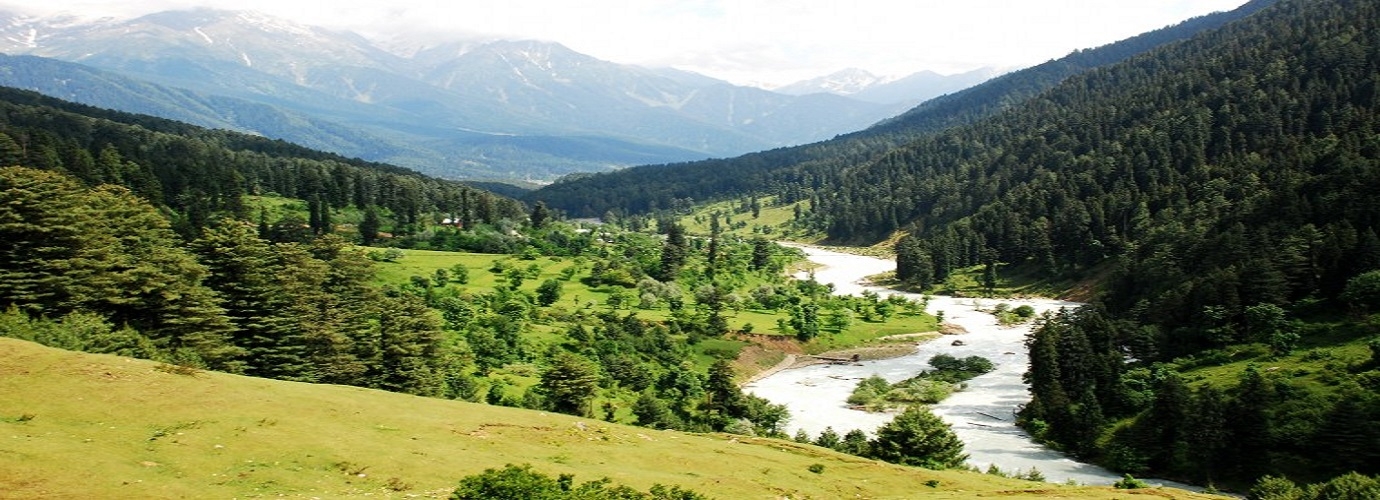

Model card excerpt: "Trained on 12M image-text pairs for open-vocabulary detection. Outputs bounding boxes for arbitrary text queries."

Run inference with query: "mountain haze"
[0,7,913,181]
[775,67,1004,106]
[530,0,1276,216]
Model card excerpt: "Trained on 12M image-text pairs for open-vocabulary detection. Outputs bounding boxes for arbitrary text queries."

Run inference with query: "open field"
[0,338,1219,499]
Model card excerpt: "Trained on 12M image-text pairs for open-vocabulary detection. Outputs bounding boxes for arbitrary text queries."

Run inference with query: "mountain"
[775,67,1004,105]
[852,67,1005,105]
[0,7,903,181]
[529,0,1275,217]
[0,53,437,161]
[774,68,893,97]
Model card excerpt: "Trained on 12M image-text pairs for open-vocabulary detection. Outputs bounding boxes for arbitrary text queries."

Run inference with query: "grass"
[363,246,946,369]
[677,197,824,242]
[0,338,1220,499]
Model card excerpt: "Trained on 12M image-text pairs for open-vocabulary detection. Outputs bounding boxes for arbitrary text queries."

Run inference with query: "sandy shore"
[741,332,940,386]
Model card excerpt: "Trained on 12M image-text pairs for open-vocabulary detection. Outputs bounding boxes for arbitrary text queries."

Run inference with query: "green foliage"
[1342,270,1380,313]
[846,375,893,407]
[449,463,710,500]
[539,353,601,416]
[847,355,995,410]
[0,307,157,360]
[1112,474,1147,489]
[867,405,968,469]
[536,279,563,307]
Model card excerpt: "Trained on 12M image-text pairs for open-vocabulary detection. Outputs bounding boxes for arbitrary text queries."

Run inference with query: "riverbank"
[737,332,942,385]
[747,244,1143,485]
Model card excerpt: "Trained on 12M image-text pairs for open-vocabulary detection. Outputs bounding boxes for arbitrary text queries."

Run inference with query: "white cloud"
[8,0,1250,86]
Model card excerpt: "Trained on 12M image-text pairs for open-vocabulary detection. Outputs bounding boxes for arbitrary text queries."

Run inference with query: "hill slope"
[0,339,1213,499]
[529,0,1275,216]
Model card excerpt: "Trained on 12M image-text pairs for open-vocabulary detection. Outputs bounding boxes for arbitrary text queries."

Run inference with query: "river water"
[745,245,1179,486]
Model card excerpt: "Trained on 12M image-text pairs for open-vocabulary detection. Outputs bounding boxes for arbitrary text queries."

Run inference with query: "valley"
[3,0,1380,497]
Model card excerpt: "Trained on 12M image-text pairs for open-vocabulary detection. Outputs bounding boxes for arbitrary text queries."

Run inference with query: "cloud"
[8,0,1251,86]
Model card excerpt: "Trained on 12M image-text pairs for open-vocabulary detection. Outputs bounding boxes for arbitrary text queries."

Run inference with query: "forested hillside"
[854,0,1379,490]
[528,0,1275,218]
[546,0,1380,492]
[0,86,526,238]
[0,88,952,457]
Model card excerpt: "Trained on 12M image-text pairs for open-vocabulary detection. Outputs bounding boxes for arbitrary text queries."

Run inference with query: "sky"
[16,0,1251,88]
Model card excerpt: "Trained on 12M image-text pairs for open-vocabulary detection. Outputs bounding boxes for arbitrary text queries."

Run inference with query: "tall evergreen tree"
[655,221,688,282]
[193,220,304,379]
[868,405,968,469]
[373,291,446,396]
[0,167,240,369]
[538,352,601,416]
[359,206,381,245]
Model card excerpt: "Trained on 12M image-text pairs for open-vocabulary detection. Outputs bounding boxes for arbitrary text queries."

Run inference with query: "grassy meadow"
[0,338,1221,499]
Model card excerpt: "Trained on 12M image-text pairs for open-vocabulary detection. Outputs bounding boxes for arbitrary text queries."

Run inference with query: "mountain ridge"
[529,0,1276,216]
[0,6,930,181]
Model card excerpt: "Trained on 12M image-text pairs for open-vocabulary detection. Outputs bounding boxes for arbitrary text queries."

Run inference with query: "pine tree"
[0,167,95,312]
[655,221,688,281]
[0,168,241,369]
[193,220,303,379]
[814,427,842,449]
[750,237,773,272]
[868,405,968,469]
[374,291,446,396]
[82,185,240,369]
[704,359,742,422]
[359,206,381,245]
[529,200,550,229]
[538,352,601,416]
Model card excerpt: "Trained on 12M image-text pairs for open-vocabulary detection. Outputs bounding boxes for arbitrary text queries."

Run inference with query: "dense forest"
[0,86,527,238]
[873,3,1380,487]
[535,0,1380,492]
[527,0,1275,218]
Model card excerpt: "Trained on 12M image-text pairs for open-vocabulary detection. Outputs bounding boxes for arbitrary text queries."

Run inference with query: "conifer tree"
[868,405,968,469]
[193,220,304,379]
[538,352,601,416]
[374,291,446,396]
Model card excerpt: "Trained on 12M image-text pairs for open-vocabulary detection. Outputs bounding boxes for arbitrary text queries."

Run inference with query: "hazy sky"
[16,0,1251,87]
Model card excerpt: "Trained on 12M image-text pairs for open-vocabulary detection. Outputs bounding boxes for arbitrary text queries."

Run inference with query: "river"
[745,245,1182,487]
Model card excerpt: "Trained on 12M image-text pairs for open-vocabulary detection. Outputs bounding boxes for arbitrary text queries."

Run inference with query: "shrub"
[449,464,710,500]
[1113,474,1148,489]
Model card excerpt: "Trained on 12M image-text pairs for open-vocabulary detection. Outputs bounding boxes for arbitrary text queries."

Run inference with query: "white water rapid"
[745,245,1191,487]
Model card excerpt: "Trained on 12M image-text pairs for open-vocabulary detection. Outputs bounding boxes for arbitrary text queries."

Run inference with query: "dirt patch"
[815,343,921,362]
[1060,264,1114,302]
[732,334,807,383]
[938,322,969,335]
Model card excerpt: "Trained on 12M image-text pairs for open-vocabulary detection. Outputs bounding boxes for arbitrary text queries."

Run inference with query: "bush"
[1113,474,1148,489]
[451,464,710,500]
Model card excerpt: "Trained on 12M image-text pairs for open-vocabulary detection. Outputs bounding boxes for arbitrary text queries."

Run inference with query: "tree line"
[0,86,526,239]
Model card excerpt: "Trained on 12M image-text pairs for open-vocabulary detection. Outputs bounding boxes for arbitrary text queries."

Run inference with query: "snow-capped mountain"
[0,7,955,180]
[773,68,895,97]
[775,67,1006,106]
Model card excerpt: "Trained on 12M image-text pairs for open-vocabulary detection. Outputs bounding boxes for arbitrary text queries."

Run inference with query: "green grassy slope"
[0,338,1217,499]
